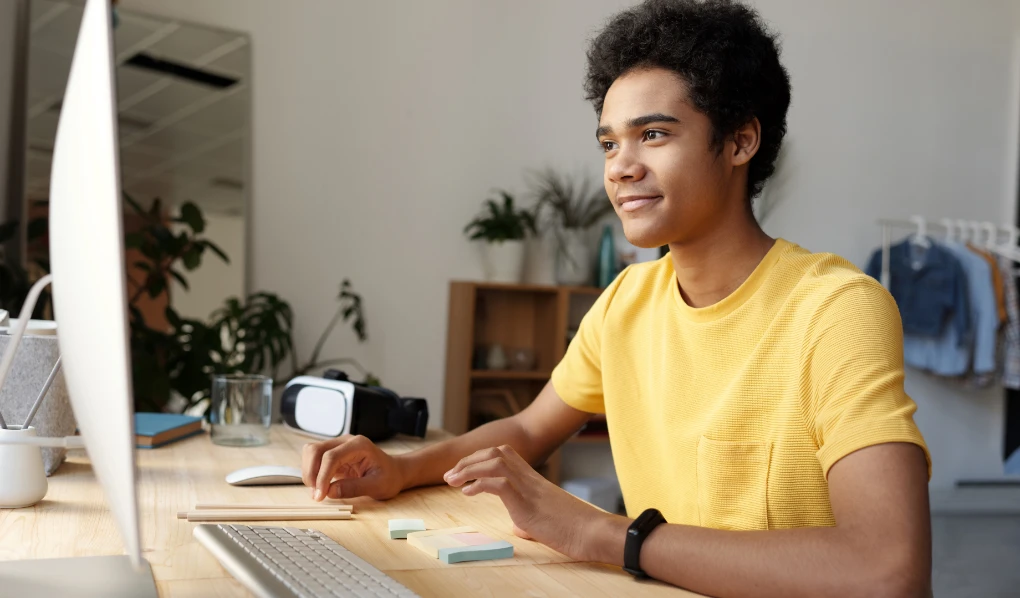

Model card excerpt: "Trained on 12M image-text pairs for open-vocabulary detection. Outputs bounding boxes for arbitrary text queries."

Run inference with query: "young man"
[302,1,932,595]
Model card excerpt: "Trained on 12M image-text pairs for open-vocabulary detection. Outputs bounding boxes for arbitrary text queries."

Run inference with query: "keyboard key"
[196,524,418,597]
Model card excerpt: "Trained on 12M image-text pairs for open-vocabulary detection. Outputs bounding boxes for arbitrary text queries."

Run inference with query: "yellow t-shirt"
[551,239,930,530]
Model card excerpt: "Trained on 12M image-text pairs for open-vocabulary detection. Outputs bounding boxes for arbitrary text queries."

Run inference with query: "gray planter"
[0,334,75,475]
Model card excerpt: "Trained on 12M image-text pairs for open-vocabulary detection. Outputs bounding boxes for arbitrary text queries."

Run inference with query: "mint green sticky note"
[438,540,514,564]
[388,518,426,539]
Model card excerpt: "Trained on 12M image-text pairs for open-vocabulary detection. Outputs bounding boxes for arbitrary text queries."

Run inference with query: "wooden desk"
[0,425,698,597]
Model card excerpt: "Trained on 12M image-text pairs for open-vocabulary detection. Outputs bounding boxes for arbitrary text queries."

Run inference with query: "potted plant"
[530,168,614,286]
[463,190,537,283]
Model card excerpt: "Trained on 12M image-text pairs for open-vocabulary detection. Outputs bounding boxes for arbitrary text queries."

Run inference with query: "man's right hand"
[301,435,406,501]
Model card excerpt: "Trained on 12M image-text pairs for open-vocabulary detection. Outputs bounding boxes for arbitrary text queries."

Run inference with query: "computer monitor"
[48,0,139,566]
[0,0,156,594]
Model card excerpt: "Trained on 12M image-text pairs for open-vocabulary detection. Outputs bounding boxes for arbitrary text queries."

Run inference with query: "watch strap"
[623,508,666,578]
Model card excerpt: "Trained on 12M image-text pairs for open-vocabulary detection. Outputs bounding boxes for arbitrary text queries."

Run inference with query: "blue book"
[135,413,203,449]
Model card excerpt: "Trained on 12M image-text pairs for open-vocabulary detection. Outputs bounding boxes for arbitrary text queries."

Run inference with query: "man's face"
[597,67,734,248]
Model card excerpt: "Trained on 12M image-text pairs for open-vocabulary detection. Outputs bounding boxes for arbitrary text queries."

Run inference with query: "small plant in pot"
[530,168,614,286]
[464,190,537,283]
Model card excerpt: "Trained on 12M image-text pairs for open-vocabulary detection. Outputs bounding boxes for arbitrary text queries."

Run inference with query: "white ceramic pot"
[0,426,49,508]
[524,236,557,286]
[556,229,594,286]
[482,240,526,283]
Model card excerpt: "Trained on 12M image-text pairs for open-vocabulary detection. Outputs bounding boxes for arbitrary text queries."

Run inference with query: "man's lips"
[617,195,663,213]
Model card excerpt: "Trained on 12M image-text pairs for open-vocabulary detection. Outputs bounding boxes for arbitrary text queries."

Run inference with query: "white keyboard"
[194,523,419,598]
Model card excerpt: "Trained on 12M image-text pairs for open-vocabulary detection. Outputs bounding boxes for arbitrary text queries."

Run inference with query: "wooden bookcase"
[442,281,607,484]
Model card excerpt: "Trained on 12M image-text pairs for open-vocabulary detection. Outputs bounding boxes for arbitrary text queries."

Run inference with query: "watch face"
[637,508,662,527]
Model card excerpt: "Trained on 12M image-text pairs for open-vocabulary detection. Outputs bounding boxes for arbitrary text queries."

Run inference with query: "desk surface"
[0,425,697,597]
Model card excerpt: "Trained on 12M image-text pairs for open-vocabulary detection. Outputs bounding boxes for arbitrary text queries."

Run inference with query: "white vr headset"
[281,372,428,441]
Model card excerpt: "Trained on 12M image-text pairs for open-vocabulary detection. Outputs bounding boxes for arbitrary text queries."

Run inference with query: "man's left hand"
[443,444,610,561]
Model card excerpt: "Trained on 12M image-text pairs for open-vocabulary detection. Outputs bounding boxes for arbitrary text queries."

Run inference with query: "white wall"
[121,0,1020,488]
[120,0,632,415]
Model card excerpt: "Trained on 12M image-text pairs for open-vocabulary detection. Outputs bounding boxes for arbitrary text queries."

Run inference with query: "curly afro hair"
[585,0,791,200]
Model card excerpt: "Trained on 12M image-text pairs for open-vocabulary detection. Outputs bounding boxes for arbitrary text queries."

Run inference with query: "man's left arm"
[444,441,931,598]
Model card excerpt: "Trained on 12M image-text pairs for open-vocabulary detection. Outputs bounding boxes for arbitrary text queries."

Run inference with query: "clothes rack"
[876,216,1020,487]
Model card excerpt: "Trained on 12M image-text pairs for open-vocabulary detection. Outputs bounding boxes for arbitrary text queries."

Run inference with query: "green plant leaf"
[124,232,144,249]
[169,268,189,290]
[202,240,230,264]
[178,202,205,234]
[123,192,146,215]
[153,226,175,249]
[464,189,535,242]
[146,275,165,298]
[182,245,202,270]
[165,306,183,328]
[529,168,615,232]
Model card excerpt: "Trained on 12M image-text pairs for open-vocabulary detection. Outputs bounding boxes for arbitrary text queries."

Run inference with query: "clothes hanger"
[909,215,931,248]
[956,219,970,243]
[983,222,999,250]
[997,225,1020,263]
[940,218,956,242]
[969,221,985,246]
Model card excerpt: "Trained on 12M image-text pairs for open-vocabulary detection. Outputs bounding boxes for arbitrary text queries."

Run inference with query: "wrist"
[394,453,417,491]
[584,512,630,566]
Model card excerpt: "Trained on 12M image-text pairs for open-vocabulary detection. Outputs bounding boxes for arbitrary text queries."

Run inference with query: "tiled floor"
[931,488,1020,597]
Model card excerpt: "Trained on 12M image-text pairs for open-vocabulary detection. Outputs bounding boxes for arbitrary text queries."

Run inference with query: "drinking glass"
[209,374,272,447]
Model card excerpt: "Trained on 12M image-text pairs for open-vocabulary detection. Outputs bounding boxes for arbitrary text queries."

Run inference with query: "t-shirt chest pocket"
[696,436,772,531]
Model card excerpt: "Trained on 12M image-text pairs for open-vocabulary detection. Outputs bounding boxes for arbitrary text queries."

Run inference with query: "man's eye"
[601,141,617,152]
[643,130,666,141]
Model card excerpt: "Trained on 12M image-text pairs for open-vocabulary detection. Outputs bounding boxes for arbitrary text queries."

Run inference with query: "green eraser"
[388,518,426,539]
[439,540,515,564]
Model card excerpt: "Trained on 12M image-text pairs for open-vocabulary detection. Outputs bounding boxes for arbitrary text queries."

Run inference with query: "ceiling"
[25,0,250,217]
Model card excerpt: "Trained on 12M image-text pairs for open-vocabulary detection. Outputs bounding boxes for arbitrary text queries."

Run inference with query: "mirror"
[24,0,250,324]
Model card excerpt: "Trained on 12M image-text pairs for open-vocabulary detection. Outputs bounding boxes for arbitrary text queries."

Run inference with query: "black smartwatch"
[623,508,667,579]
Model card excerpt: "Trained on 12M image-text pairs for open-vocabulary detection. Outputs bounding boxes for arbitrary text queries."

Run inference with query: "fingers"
[327,476,368,500]
[445,456,511,488]
[460,476,520,504]
[301,435,354,488]
[314,435,371,501]
[444,445,523,485]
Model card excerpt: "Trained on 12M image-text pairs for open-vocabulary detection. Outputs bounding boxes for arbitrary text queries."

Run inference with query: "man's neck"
[668,218,775,309]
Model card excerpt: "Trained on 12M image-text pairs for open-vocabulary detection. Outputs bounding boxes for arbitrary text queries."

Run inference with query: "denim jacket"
[866,238,970,340]
[899,241,999,376]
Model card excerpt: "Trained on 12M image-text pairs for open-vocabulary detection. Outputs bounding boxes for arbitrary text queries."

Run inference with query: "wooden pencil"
[178,509,353,522]
[193,503,354,512]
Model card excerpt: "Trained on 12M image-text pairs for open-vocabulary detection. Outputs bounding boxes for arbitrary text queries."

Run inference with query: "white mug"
[0,426,49,508]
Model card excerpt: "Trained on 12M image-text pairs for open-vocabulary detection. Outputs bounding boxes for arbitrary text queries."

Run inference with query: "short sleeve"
[809,278,932,479]
[550,268,630,414]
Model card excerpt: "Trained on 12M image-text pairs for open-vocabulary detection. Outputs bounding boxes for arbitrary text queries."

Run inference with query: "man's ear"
[730,117,761,167]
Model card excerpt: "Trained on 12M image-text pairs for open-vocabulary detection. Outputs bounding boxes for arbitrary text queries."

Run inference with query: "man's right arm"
[302,381,591,501]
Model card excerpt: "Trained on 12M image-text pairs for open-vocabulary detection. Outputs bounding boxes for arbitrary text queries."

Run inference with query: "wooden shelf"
[471,370,551,380]
[563,285,604,296]
[444,281,607,484]
[567,435,610,444]
[452,280,604,295]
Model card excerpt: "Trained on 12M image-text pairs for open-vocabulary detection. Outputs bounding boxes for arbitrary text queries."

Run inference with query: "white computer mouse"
[225,465,304,486]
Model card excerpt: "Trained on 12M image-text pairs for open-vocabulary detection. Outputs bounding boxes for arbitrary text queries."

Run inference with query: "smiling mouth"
[618,196,663,213]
